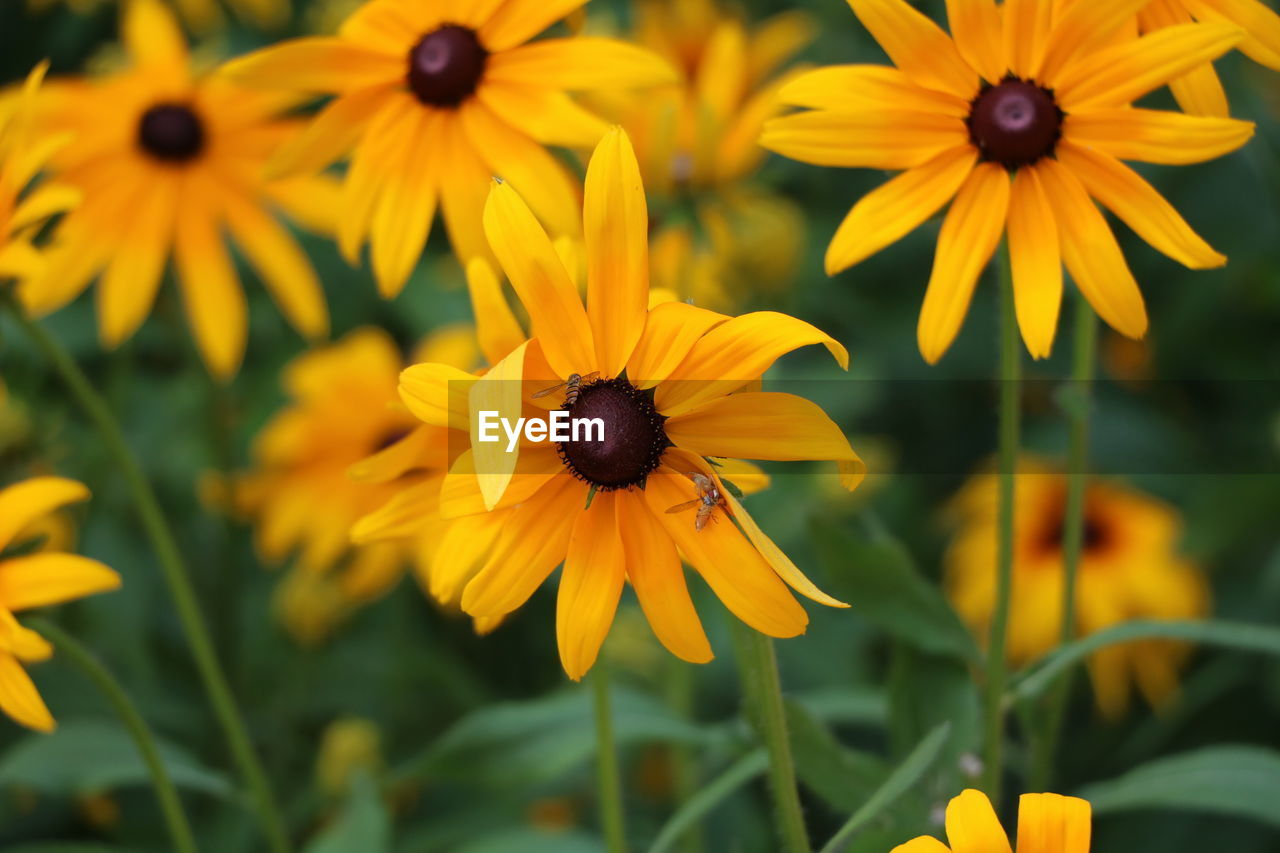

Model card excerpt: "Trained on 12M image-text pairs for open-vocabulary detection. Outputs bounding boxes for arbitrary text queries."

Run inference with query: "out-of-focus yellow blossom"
[892,788,1091,853]
[27,0,289,32]
[315,717,382,797]
[944,459,1209,718]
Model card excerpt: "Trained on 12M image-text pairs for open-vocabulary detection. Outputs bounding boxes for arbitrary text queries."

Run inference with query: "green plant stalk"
[592,660,628,853]
[4,299,292,853]
[27,617,199,853]
[981,245,1021,801]
[729,619,811,853]
[1031,294,1098,790]
[663,656,705,853]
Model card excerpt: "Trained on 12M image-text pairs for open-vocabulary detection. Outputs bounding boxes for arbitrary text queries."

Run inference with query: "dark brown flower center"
[967,76,1062,169]
[407,24,488,107]
[137,103,205,162]
[1038,506,1113,558]
[557,378,668,491]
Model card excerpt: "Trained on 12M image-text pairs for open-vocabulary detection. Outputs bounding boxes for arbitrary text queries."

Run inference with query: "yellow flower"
[315,716,382,797]
[27,0,289,32]
[0,477,122,731]
[762,0,1255,363]
[944,460,1209,718]
[893,788,1090,853]
[0,63,79,284]
[17,0,338,379]
[366,128,863,680]
[1138,0,1280,117]
[223,0,677,298]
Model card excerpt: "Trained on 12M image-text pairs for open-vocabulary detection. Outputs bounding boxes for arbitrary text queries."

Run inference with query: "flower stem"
[729,619,811,853]
[27,617,198,853]
[663,657,704,853]
[591,659,628,853]
[3,298,291,853]
[1030,292,1098,790]
[981,244,1021,801]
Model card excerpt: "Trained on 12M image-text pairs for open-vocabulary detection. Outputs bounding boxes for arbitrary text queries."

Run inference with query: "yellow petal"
[713,458,771,496]
[917,163,1010,365]
[340,542,408,603]
[469,341,529,511]
[1036,157,1148,340]
[339,94,419,263]
[9,185,81,232]
[643,467,808,638]
[123,0,189,75]
[436,115,495,264]
[476,80,609,148]
[0,477,89,553]
[584,128,648,378]
[946,0,1005,83]
[482,178,595,379]
[399,363,476,430]
[350,480,439,544]
[480,0,591,53]
[175,208,246,380]
[1015,792,1091,853]
[221,38,402,93]
[371,108,443,297]
[96,176,176,349]
[1189,0,1280,69]
[0,554,121,612]
[0,610,53,661]
[749,10,816,84]
[1139,0,1230,117]
[655,312,848,416]
[778,65,970,117]
[944,789,1011,853]
[267,86,392,177]
[1007,165,1063,360]
[427,511,507,604]
[484,38,677,90]
[825,146,976,275]
[1063,107,1254,164]
[557,491,625,680]
[439,447,564,519]
[1054,22,1242,110]
[1002,0,1052,79]
[349,425,439,483]
[891,838,952,853]
[0,242,42,280]
[761,110,970,170]
[626,301,729,389]
[1055,141,1225,269]
[696,20,748,124]
[845,0,979,98]
[465,257,526,365]
[1038,0,1151,85]
[338,0,446,52]
[666,392,860,466]
[0,653,54,732]
[616,490,712,664]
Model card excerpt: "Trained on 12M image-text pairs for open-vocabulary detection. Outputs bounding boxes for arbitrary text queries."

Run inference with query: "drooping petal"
[0,554,120,613]
[1055,141,1225,269]
[484,39,677,90]
[96,174,176,349]
[1015,792,1091,853]
[666,393,861,467]
[337,93,420,264]
[917,163,1010,365]
[760,110,970,170]
[944,789,1012,853]
[174,207,246,379]
[777,65,969,116]
[1005,165,1063,360]
[370,109,441,297]
[626,302,729,389]
[557,491,626,680]
[1036,158,1147,340]
[845,0,980,98]
[465,258,526,365]
[584,128,648,378]
[615,491,712,664]
[479,0,591,53]
[482,178,595,379]
[1038,0,1151,85]
[1062,107,1253,164]
[221,39,403,93]
[0,653,54,732]
[825,146,977,275]
[946,0,1005,83]
[0,478,89,552]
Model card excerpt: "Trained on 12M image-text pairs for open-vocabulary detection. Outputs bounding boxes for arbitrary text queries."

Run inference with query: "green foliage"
[304,774,391,853]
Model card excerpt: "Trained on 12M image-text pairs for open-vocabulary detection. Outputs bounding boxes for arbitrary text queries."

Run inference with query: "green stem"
[663,657,705,853]
[27,617,198,853]
[4,298,292,853]
[1030,293,1097,790]
[981,245,1020,801]
[591,660,628,853]
[729,620,811,853]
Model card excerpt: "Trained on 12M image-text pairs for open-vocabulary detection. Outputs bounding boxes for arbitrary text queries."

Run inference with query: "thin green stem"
[981,244,1021,801]
[3,297,291,853]
[591,660,628,853]
[27,617,198,853]
[729,620,811,853]
[1030,293,1098,790]
[663,657,705,853]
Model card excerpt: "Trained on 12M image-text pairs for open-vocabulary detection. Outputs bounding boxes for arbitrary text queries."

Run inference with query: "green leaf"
[887,644,979,766]
[0,718,232,799]
[305,773,390,853]
[819,723,951,853]
[648,750,768,853]
[1011,619,1280,701]
[1079,746,1280,828]
[786,700,887,812]
[812,518,980,665]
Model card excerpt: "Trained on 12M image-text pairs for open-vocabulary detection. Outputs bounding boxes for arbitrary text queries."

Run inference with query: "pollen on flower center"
[967,77,1062,169]
[557,378,669,491]
[137,103,205,162]
[407,24,488,107]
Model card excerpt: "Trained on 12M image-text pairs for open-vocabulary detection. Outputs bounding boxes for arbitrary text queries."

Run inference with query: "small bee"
[531,371,600,407]
[665,472,730,532]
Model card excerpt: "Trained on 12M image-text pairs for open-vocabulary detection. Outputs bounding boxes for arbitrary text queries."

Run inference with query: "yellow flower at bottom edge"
[0,477,122,731]
[761,0,1256,364]
[893,788,1090,853]
[944,459,1209,718]
[26,0,289,32]
[362,127,865,681]
[17,0,339,379]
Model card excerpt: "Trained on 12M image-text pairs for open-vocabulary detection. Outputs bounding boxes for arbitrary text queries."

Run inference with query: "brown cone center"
[137,103,205,162]
[407,24,488,107]
[558,378,668,491]
[967,77,1062,168]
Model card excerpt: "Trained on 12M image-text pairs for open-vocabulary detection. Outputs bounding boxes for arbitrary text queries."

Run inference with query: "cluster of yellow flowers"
[3,0,1276,849]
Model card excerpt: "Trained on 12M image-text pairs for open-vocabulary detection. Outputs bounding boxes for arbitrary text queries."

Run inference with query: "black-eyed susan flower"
[762,0,1256,363]
[1138,0,1280,116]
[373,127,863,680]
[223,0,677,298]
[892,788,1090,853]
[944,460,1208,718]
[588,0,811,308]
[27,0,289,32]
[0,477,121,731]
[16,0,337,379]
